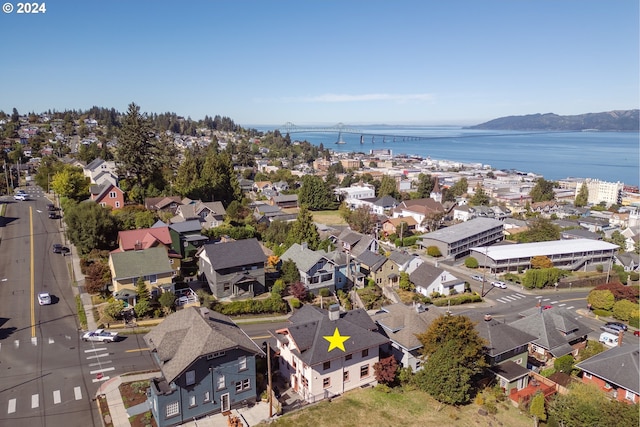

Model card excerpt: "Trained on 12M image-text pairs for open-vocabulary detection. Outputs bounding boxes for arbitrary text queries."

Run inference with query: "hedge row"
[432,293,482,307]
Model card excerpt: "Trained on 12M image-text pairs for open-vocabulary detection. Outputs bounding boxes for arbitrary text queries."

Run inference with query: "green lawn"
[311,210,347,226]
[262,386,531,427]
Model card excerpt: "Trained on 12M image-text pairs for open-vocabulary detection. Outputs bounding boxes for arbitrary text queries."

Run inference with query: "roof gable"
[110,247,173,279]
[576,345,640,394]
[200,238,266,270]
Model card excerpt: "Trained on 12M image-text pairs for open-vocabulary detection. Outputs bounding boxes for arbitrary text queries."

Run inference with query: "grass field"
[311,210,347,226]
[262,386,531,427]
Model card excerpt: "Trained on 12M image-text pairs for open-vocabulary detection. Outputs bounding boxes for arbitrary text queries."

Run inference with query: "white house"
[270,304,389,403]
[409,263,465,297]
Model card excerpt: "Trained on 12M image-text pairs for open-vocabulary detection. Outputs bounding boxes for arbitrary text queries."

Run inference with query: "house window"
[109,191,116,198]
[239,356,247,371]
[626,389,637,402]
[217,375,225,390]
[345,354,352,361]
[235,379,250,392]
[323,377,330,388]
[362,349,369,358]
[415,360,421,370]
[115,201,121,208]
[360,365,369,378]
[343,371,349,382]
[323,361,331,371]
[204,391,210,403]
[185,370,195,386]
[301,376,308,388]
[584,372,592,379]
[292,359,297,369]
[224,283,230,291]
[189,396,196,407]
[207,351,225,360]
[145,274,157,284]
[166,401,179,417]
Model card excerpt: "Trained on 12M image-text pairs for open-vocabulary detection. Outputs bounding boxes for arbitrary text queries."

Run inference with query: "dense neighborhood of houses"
[3,111,639,426]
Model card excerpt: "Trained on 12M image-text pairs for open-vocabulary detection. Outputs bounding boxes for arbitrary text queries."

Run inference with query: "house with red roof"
[112,226,182,274]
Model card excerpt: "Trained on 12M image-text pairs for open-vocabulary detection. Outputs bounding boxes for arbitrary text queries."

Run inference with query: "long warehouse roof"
[470,239,618,261]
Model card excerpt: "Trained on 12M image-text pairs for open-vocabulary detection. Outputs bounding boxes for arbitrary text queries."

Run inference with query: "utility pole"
[3,160,9,194]
[481,246,488,297]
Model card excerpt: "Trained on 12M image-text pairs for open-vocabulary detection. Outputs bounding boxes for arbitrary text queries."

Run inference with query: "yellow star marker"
[324,327,350,352]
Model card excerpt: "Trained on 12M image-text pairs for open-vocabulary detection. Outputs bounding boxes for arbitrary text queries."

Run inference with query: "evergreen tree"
[378,175,399,199]
[415,173,434,198]
[575,182,589,207]
[469,185,490,206]
[530,392,547,427]
[287,205,320,250]
[298,175,334,211]
[134,277,151,318]
[530,178,557,203]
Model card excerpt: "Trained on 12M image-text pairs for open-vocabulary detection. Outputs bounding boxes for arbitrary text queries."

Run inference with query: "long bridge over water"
[274,122,573,144]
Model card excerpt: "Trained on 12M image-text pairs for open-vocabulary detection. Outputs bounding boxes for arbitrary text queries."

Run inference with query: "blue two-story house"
[279,243,337,294]
[144,307,264,427]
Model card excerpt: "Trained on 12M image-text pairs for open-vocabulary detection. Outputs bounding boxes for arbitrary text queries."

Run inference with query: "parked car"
[491,281,507,289]
[14,193,28,201]
[471,274,484,282]
[47,203,56,211]
[633,330,640,337]
[543,305,553,310]
[82,329,119,343]
[52,244,70,255]
[48,212,58,219]
[37,292,52,305]
[603,322,627,332]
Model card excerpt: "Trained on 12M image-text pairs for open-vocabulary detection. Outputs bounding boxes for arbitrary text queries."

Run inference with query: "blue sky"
[0,1,637,126]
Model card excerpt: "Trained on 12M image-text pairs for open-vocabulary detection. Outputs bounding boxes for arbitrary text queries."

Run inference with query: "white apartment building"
[575,179,624,207]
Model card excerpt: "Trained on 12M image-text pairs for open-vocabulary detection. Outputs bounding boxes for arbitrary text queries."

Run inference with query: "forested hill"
[466,109,639,131]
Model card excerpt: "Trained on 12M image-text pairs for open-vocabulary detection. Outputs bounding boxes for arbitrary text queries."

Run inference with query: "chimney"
[328,304,340,321]
[301,242,308,251]
[200,307,210,319]
[134,240,142,250]
[618,330,624,347]
[484,314,492,322]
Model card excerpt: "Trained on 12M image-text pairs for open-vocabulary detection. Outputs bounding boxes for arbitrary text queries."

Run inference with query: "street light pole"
[481,246,488,297]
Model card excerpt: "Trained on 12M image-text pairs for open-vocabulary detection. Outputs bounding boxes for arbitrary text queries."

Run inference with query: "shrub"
[587,289,615,311]
[554,354,575,374]
[289,297,301,309]
[319,288,331,298]
[629,272,639,282]
[426,246,442,257]
[629,315,640,329]
[612,299,639,321]
[465,257,479,268]
[592,309,612,317]
[432,293,482,307]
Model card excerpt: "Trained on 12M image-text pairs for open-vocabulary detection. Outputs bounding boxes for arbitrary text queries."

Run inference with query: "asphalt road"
[0,190,100,426]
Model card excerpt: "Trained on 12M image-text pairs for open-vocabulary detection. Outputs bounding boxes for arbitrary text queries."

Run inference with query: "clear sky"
[0,1,638,126]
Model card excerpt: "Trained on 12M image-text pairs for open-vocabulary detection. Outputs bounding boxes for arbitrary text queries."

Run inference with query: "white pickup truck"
[82,329,119,343]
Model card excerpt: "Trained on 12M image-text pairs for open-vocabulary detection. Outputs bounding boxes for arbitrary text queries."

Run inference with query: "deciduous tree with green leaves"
[575,182,589,207]
[50,166,90,201]
[529,392,547,427]
[286,205,320,250]
[587,289,615,311]
[64,201,119,254]
[530,178,557,203]
[413,314,487,405]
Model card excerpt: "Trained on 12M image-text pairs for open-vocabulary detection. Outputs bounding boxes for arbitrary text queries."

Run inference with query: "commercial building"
[419,217,504,259]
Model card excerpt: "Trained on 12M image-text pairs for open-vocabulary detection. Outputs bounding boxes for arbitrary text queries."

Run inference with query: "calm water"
[255,125,639,186]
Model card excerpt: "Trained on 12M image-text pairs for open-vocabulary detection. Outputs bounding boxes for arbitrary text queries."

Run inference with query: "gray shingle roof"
[169,219,203,233]
[409,263,444,288]
[110,247,173,280]
[144,307,263,383]
[280,243,327,272]
[272,305,389,366]
[575,345,640,394]
[355,250,386,271]
[464,311,537,358]
[199,238,266,270]
[371,303,445,351]
[508,307,591,357]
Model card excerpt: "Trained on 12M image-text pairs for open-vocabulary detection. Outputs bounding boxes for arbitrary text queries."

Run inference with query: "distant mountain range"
[466,109,639,131]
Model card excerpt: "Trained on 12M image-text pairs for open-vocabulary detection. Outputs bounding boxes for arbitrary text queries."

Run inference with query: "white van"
[599,331,619,348]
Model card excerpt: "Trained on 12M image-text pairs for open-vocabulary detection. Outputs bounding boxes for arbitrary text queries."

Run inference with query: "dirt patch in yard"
[120,380,157,427]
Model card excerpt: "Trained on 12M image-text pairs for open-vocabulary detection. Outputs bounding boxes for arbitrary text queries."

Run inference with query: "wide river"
[254,125,639,187]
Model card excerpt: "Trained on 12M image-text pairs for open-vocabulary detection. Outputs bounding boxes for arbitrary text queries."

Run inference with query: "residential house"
[169,220,208,259]
[83,157,118,184]
[197,238,267,299]
[371,303,445,372]
[89,183,125,210]
[279,243,337,294]
[145,196,183,214]
[387,250,423,276]
[353,250,393,288]
[392,198,445,233]
[465,311,537,395]
[382,216,417,238]
[171,200,226,230]
[269,194,298,209]
[109,247,175,307]
[575,344,639,404]
[145,307,264,427]
[614,252,639,273]
[453,205,475,222]
[409,263,465,297]
[112,226,182,274]
[253,181,273,193]
[509,307,591,366]
[252,203,297,224]
[270,304,389,403]
[335,229,378,256]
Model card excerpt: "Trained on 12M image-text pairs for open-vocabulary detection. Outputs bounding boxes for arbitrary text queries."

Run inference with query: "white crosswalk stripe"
[7,399,16,414]
[31,394,39,409]
[74,387,82,400]
[566,306,574,310]
[53,390,61,404]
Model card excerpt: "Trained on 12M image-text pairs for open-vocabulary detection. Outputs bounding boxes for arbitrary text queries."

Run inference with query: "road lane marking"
[30,206,35,338]
[14,340,19,348]
[86,353,109,360]
[31,337,38,345]
[31,394,39,408]
[74,387,82,400]
[542,298,551,301]
[84,348,107,353]
[125,348,150,353]
[551,301,559,304]
[89,361,112,367]
[535,296,542,299]
[48,338,55,344]
[566,306,574,310]
[53,390,61,404]
[7,399,16,414]
[558,303,566,307]
[92,376,110,383]
[90,367,115,375]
